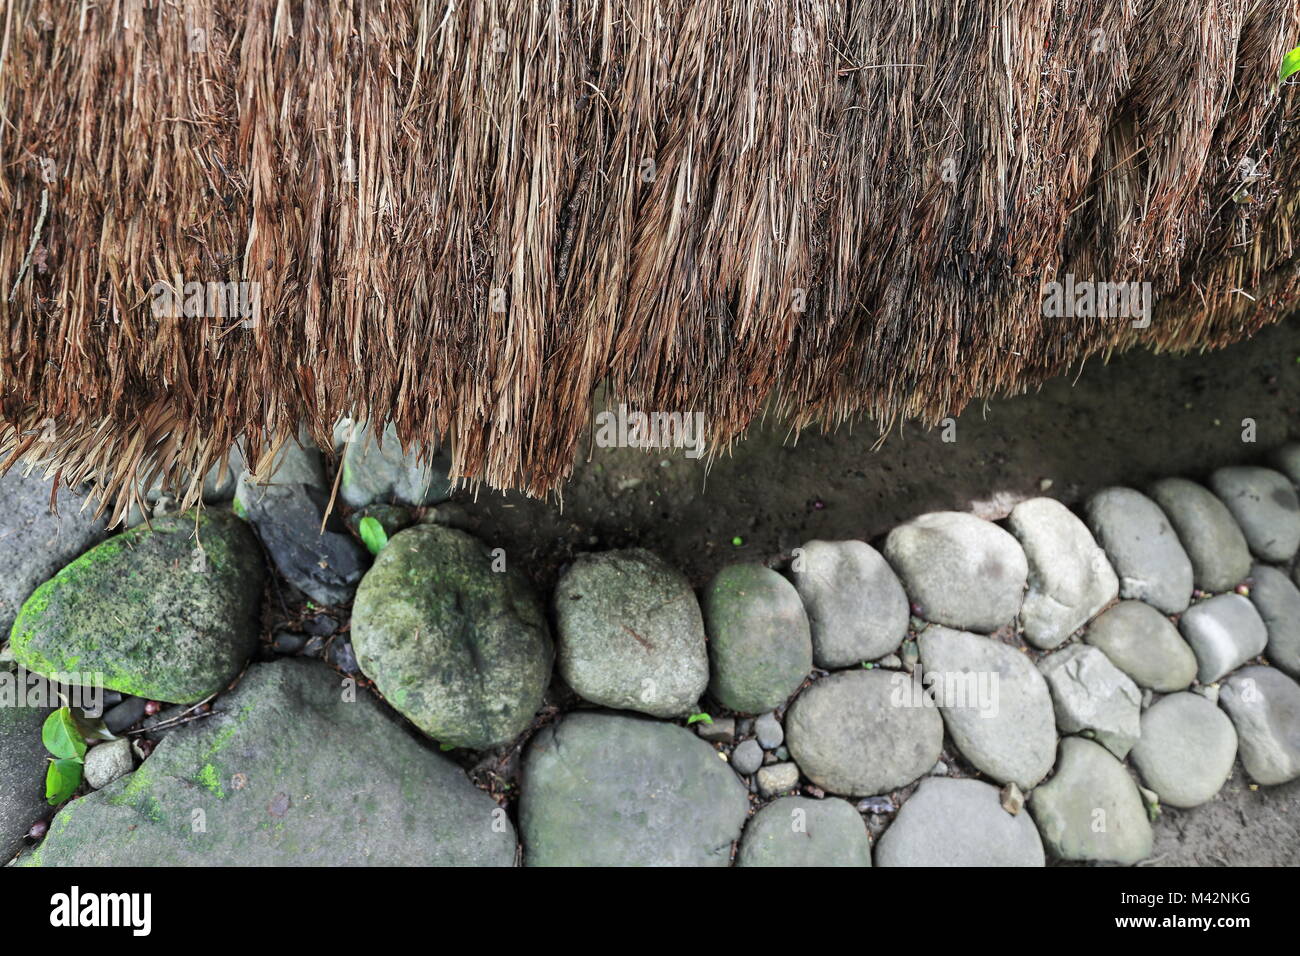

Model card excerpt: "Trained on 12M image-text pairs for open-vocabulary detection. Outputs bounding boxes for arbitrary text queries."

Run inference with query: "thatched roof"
[3,1,1299,522]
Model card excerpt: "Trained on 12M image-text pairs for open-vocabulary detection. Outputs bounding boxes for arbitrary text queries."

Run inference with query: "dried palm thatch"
[3,0,1300,523]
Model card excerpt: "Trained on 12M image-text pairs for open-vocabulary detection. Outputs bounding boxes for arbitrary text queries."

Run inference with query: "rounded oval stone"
[519,712,749,866]
[1247,564,1300,679]
[1178,593,1268,684]
[736,796,872,867]
[788,540,909,667]
[883,512,1028,633]
[555,549,708,717]
[1147,478,1251,593]
[703,564,812,714]
[916,626,1057,789]
[1219,666,1300,785]
[785,669,943,797]
[351,524,553,749]
[9,510,264,704]
[875,777,1044,867]
[1129,692,1237,808]
[1083,600,1198,692]
[1084,487,1193,614]
[1208,466,1300,563]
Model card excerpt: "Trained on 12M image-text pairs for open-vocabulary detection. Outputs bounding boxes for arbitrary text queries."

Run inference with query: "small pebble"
[756,762,800,797]
[301,615,338,637]
[731,739,763,775]
[272,630,308,654]
[755,712,784,750]
[1000,782,1025,815]
[103,697,147,734]
[695,717,735,743]
[328,639,360,674]
[856,795,895,814]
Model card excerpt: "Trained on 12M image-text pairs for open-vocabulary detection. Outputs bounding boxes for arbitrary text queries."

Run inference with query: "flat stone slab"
[1219,666,1300,785]
[875,777,1044,867]
[22,660,516,865]
[554,549,708,717]
[0,695,51,861]
[788,540,908,667]
[351,525,553,749]
[10,510,264,704]
[785,669,943,797]
[1038,644,1141,758]
[917,627,1057,789]
[1029,736,1153,865]
[704,564,812,713]
[1084,600,1198,692]
[1247,564,1300,680]
[0,469,107,638]
[736,796,873,867]
[1148,478,1252,593]
[1084,487,1192,614]
[519,712,749,866]
[1179,593,1268,684]
[1209,466,1300,563]
[1129,692,1237,807]
[1007,497,1118,649]
[883,512,1028,633]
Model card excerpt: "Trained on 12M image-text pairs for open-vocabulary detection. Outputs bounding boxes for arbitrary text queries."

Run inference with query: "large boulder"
[0,469,107,638]
[1207,466,1300,563]
[1007,497,1118,649]
[1084,487,1193,614]
[1147,478,1252,593]
[9,510,264,704]
[0,694,51,861]
[1178,593,1268,684]
[351,525,552,749]
[1083,600,1198,692]
[1037,644,1141,759]
[1247,564,1300,679]
[883,512,1028,633]
[1218,666,1300,785]
[554,550,708,717]
[736,796,872,867]
[784,669,943,797]
[787,540,909,667]
[1129,692,1237,808]
[519,712,749,866]
[703,564,812,714]
[875,777,1044,867]
[916,626,1057,789]
[1029,737,1153,864]
[338,420,453,508]
[20,660,515,865]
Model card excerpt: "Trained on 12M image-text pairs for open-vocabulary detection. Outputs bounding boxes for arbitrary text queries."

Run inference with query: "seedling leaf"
[359,516,388,555]
[45,758,82,805]
[42,707,86,760]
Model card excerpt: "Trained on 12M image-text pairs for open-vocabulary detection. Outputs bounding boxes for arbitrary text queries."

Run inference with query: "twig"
[8,187,48,302]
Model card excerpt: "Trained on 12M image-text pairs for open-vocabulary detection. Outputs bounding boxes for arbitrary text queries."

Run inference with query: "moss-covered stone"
[351,525,552,749]
[9,509,264,704]
[20,659,516,865]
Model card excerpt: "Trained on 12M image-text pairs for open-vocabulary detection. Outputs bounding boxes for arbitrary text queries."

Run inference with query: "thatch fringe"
[3,0,1300,523]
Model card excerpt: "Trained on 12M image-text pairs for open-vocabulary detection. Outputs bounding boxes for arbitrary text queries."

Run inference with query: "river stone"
[1208,466,1300,563]
[339,420,453,508]
[1247,564,1300,679]
[0,469,107,639]
[9,510,264,704]
[1219,666,1300,785]
[83,738,135,790]
[784,669,943,797]
[883,512,1028,633]
[519,711,749,866]
[1007,497,1119,649]
[20,659,515,865]
[234,428,327,498]
[1029,736,1153,864]
[1178,593,1268,684]
[1084,487,1192,614]
[875,777,1045,867]
[351,525,552,749]
[917,627,1056,789]
[1147,478,1252,593]
[554,549,708,717]
[1083,600,1198,692]
[787,540,909,667]
[736,796,872,867]
[703,564,812,713]
[0,698,51,861]
[1037,644,1141,758]
[1128,692,1237,808]
[1270,442,1300,486]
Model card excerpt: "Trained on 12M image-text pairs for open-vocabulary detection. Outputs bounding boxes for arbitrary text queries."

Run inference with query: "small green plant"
[686,712,713,726]
[41,707,87,805]
[358,516,389,555]
[1279,46,1300,90]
